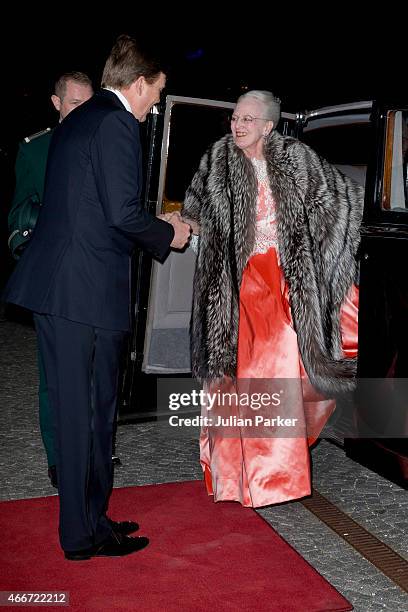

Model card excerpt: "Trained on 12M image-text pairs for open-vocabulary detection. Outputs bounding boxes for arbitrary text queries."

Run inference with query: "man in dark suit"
[4,34,191,560]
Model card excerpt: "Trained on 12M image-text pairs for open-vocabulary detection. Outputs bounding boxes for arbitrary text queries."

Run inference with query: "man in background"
[8,72,94,486]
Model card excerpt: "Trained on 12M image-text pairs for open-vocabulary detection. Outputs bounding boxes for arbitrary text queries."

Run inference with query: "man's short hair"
[101,34,163,89]
[54,72,93,99]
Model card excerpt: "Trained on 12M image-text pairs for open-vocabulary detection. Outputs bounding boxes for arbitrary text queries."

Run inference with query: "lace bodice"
[190,158,278,257]
[251,158,278,256]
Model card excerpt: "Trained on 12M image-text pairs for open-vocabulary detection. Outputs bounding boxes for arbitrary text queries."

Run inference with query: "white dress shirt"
[103,87,132,113]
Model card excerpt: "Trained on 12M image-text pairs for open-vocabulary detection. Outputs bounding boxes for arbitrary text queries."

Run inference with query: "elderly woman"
[182,90,362,508]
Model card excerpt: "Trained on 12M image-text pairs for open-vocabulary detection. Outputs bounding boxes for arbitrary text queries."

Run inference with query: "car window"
[382,110,408,211]
[164,104,231,206]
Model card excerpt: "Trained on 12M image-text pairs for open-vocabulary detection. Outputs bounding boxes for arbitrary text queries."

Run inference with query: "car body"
[121,95,408,487]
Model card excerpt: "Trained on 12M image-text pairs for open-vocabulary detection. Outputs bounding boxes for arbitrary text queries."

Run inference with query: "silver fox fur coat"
[182,130,364,395]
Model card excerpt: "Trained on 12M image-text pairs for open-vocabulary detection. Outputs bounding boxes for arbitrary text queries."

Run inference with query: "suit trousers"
[37,347,54,467]
[34,313,127,552]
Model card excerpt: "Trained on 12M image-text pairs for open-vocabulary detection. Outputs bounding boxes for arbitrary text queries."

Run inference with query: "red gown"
[200,158,359,508]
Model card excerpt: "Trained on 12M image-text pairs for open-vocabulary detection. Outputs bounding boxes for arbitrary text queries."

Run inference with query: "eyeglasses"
[231,115,269,124]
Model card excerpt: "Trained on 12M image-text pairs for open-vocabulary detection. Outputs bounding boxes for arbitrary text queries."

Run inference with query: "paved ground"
[1,317,408,611]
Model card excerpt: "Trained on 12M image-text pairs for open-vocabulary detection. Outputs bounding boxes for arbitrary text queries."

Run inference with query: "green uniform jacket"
[8,128,52,258]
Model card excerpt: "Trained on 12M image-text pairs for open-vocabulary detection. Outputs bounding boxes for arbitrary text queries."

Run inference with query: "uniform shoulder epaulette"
[24,127,52,143]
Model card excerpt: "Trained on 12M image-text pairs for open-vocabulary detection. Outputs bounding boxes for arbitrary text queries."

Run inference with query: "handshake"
[158,211,192,250]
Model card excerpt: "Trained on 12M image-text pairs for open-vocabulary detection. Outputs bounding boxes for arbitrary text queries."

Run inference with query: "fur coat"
[182,130,364,395]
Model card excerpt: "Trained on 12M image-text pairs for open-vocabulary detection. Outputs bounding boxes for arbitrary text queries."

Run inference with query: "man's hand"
[160,212,191,249]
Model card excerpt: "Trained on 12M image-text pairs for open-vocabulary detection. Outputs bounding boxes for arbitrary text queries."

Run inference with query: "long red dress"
[200,158,359,508]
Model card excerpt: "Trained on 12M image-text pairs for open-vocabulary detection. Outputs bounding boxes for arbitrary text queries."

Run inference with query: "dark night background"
[0,12,405,282]
[0,13,405,153]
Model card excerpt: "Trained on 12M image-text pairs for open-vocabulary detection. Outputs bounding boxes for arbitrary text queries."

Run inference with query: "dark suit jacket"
[4,90,174,331]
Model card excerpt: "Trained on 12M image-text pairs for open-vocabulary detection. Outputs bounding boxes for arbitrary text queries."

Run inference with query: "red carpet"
[0,481,352,611]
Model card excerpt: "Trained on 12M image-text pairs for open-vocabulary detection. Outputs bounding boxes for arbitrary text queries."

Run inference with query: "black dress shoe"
[47,465,58,488]
[108,518,139,535]
[64,532,149,561]
[112,455,121,466]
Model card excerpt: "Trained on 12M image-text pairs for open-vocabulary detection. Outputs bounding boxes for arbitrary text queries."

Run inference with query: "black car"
[121,96,408,488]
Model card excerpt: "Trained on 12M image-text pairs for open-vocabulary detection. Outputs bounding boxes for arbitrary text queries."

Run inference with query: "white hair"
[237,90,281,128]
